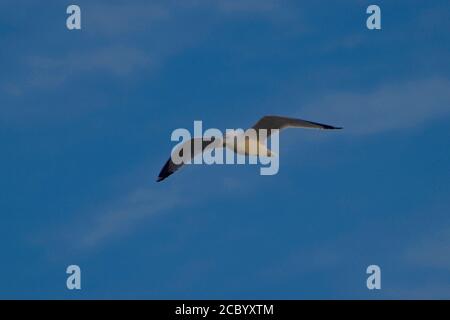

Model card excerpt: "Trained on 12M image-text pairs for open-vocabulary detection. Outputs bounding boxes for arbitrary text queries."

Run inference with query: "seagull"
[157,115,342,182]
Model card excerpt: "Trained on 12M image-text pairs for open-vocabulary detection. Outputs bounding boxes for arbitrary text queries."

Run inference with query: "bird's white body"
[157,115,341,181]
[223,132,274,157]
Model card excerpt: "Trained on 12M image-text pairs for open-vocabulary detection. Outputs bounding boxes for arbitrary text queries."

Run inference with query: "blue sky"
[1,0,449,299]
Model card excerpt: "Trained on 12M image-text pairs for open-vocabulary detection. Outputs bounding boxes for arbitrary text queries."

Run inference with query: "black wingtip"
[324,125,343,130]
[156,170,174,182]
[156,176,165,182]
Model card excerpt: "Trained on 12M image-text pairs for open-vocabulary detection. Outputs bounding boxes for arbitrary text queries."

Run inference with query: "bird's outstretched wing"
[251,115,342,137]
[157,137,220,182]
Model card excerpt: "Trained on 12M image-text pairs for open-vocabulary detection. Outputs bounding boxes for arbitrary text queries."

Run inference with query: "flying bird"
[157,115,342,182]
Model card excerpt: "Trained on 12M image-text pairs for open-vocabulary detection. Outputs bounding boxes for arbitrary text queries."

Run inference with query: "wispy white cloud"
[40,162,260,252]
[301,77,450,135]
[388,223,450,298]
[3,0,302,93]
[25,46,153,88]
[85,2,172,37]
[404,227,450,271]
[213,0,280,13]
[57,185,183,250]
